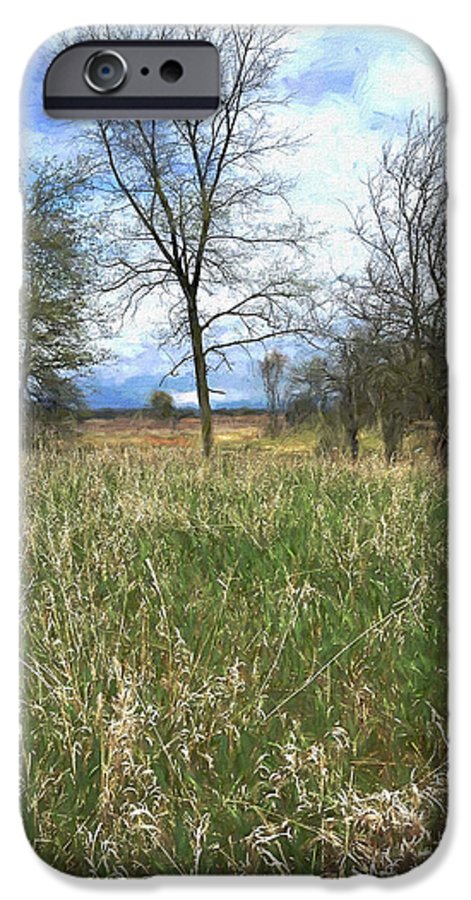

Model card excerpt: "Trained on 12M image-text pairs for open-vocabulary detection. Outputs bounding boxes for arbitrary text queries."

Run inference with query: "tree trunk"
[345,381,359,463]
[430,350,448,470]
[349,426,359,463]
[186,291,213,457]
[268,406,280,437]
[433,401,448,469]
[382,414,403,465]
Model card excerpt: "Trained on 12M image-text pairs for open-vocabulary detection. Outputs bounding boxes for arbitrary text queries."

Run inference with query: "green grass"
[21,444,447,876]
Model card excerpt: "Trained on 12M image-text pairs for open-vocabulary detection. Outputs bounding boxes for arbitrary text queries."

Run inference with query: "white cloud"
[356,39,444,124]
[172,390,198,406]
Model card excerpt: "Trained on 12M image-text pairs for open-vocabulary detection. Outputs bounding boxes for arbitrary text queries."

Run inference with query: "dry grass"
[77,414,266,450]
[21,444,447,876]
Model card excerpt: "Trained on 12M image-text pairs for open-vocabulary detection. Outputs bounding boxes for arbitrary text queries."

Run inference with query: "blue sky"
[24,26,445,409]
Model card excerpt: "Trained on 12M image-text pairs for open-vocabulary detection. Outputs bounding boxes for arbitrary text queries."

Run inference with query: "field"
[77,412,271,450]
[76,413,435,459]
[21,425,447,877]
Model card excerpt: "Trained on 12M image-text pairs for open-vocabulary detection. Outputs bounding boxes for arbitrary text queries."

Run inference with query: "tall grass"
[21,445,447,876]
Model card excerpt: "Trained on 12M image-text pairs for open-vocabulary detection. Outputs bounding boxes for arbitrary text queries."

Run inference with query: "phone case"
[20,25,447,878]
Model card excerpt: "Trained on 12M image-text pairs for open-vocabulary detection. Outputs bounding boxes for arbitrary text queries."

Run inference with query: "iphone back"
[20,24,447,877]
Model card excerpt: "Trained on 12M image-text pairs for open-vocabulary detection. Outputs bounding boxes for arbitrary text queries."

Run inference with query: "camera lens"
[84,51,127,93]
[159,60,184,83]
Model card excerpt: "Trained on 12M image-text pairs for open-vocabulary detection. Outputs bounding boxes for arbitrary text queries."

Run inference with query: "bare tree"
[260,349,288,435]
[287,330,376,462]
[339,114,447,463]
[361,337,431,463]
[286,355,330,425]
[327,332,378,463]
[94,27,314,456]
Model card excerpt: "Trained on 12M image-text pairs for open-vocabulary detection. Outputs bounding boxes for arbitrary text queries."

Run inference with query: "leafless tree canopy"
[92,27,317,455]
[336,114,447,462]
[260,349,288,435]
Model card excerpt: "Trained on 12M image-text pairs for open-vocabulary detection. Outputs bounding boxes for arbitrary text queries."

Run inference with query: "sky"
[24,26,445,409]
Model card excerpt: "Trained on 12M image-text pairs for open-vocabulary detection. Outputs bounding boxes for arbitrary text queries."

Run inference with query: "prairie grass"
[21,444,447,876]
